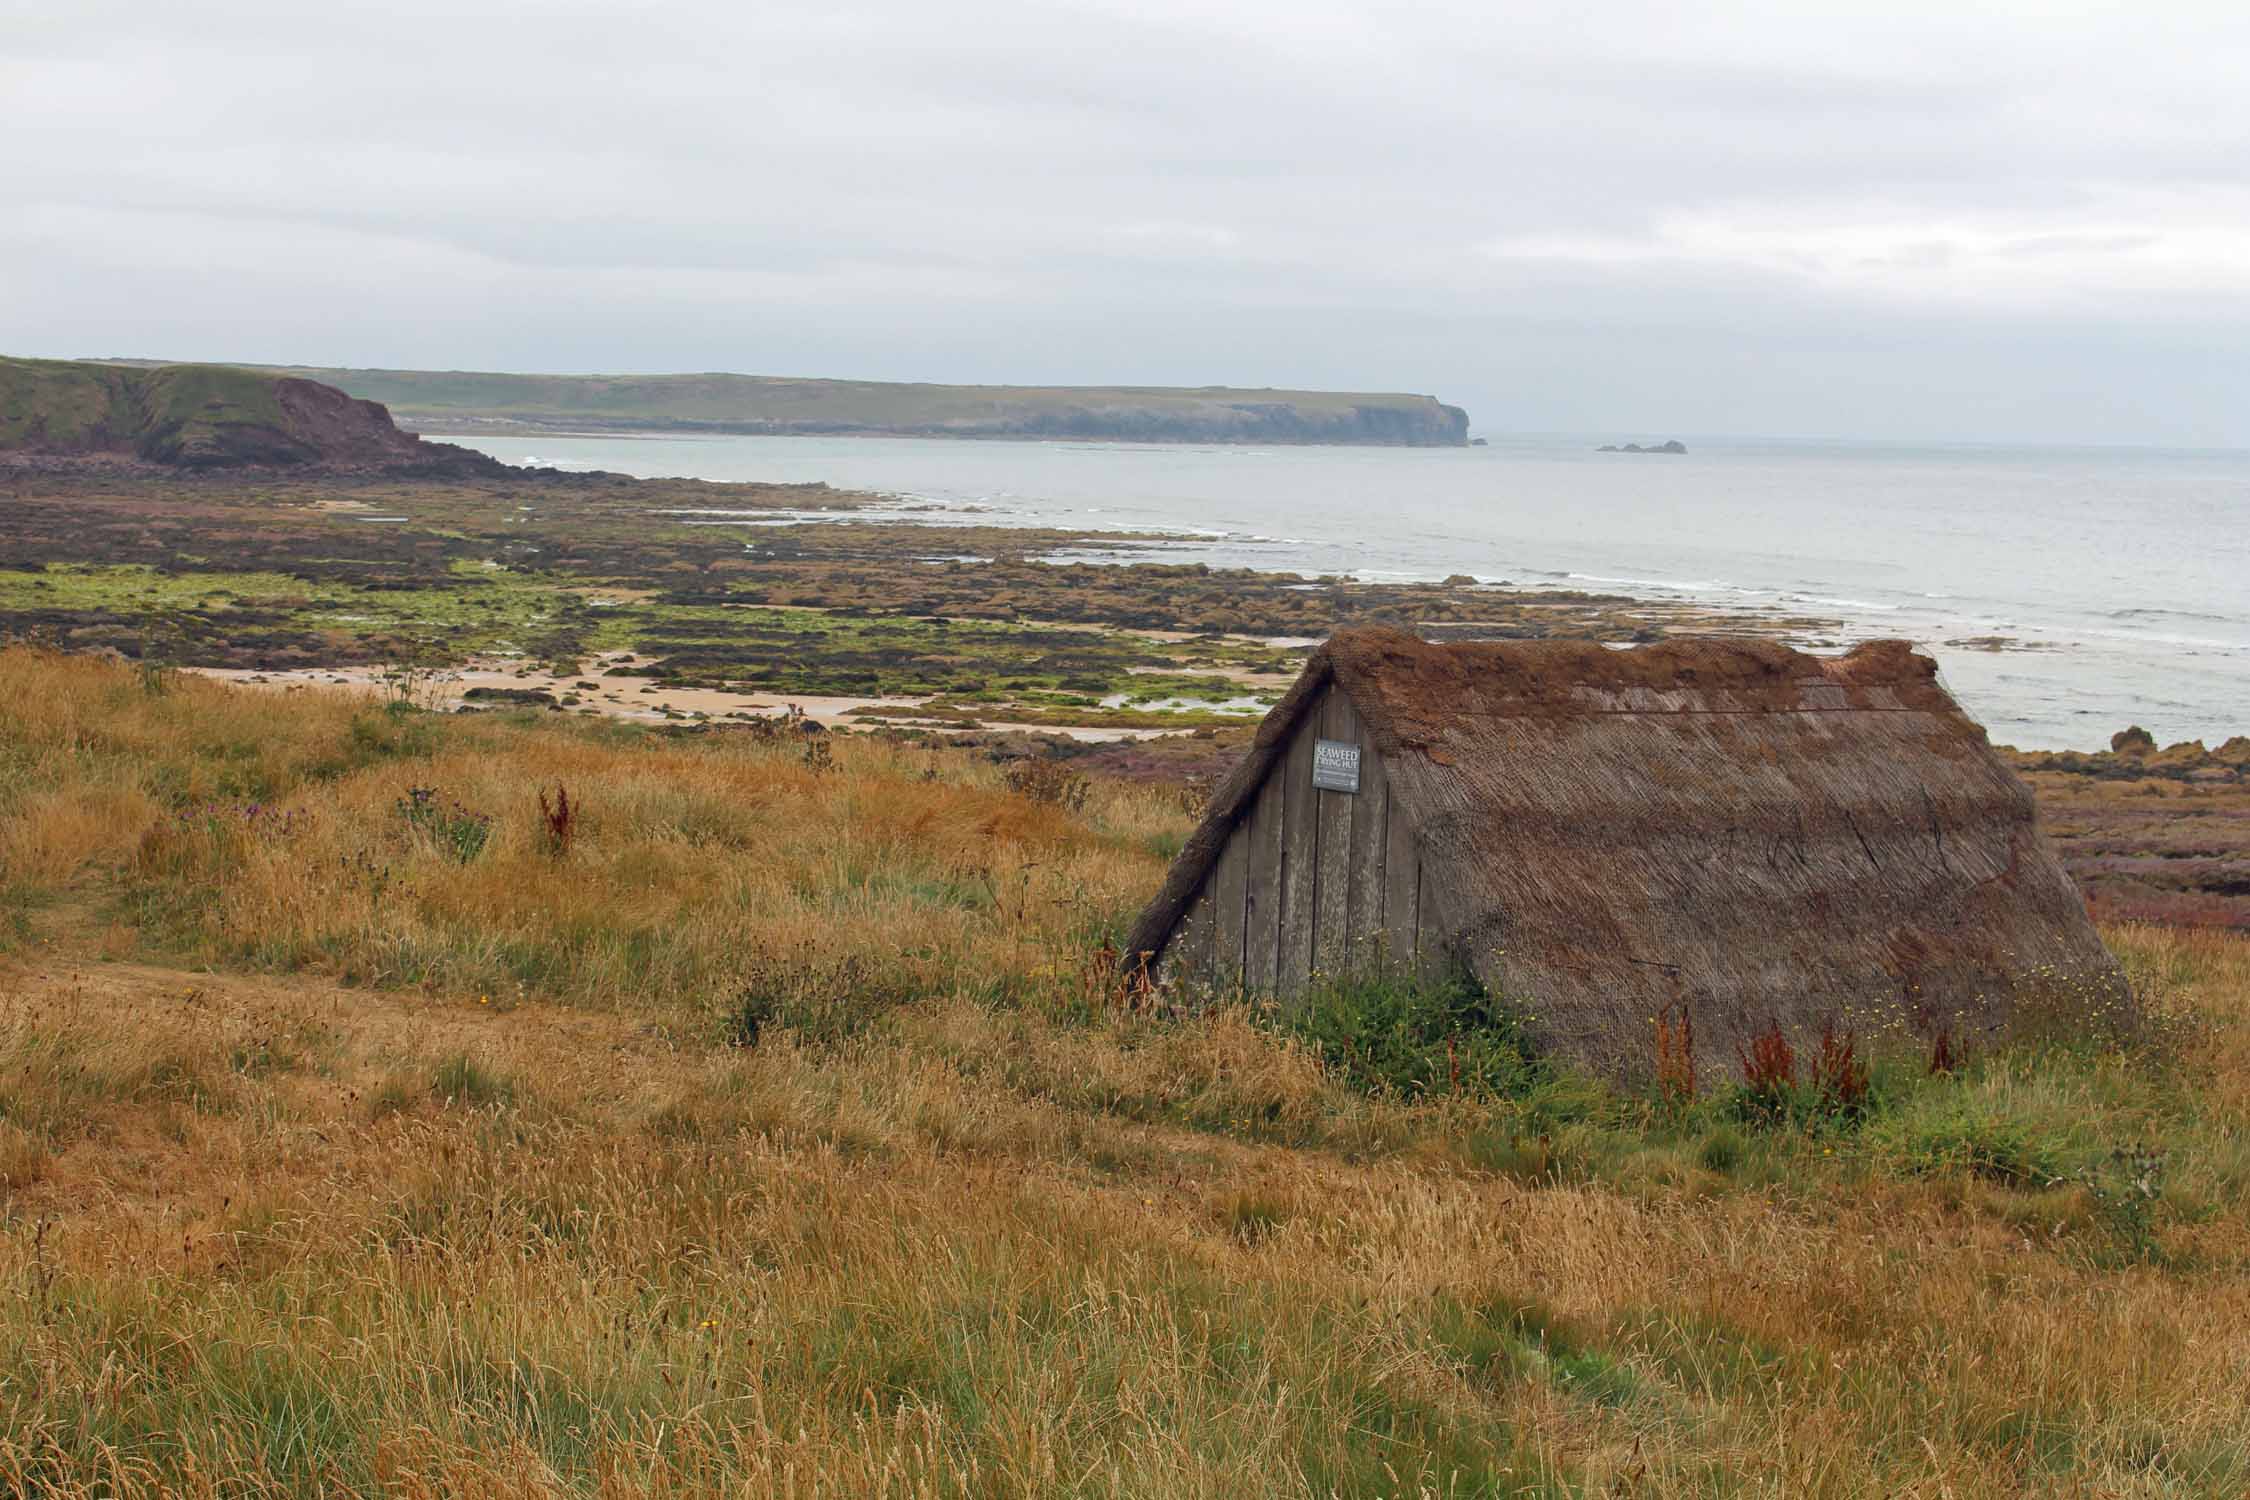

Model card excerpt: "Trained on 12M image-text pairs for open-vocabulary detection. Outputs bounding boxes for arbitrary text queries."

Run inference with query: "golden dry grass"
[1,646,1172,1014]
[2,646,2248,1496]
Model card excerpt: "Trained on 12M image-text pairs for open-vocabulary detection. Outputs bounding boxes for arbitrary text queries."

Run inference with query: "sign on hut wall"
[1312,738,1361,793]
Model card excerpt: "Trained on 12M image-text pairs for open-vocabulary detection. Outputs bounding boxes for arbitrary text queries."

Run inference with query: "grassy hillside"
[0,356,285,457]
[2,647,2247,1495]
[238,364,1474,445]
[0,357,128,448]
[1,357,499,470]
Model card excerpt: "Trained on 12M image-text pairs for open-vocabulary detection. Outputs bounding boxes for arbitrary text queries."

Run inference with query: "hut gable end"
[1128,626,2128,1077]
[1143,678,1450,991]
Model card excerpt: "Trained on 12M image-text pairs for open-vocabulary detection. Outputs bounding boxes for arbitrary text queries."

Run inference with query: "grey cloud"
[3,0,2247,443]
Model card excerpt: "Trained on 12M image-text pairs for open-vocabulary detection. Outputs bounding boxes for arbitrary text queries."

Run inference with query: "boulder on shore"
[2111,725,2157,756]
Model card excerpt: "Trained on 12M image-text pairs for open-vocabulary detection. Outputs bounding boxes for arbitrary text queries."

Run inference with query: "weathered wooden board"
[1313,690,1358,980]
[1211,814,1248,993]
[1243,765,1285,994]
[1277,685,1323,993]
[1174,878,1215,987]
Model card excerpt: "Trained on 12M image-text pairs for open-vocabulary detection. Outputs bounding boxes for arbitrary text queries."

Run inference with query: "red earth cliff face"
[264,379,448,466]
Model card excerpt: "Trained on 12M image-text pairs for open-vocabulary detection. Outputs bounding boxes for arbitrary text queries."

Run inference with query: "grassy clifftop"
[1,358,282,460]
[248,364,1475,446]
[0,356,504,471]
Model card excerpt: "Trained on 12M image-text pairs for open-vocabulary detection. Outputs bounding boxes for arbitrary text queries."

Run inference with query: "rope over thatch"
[1127,626,2126,1072]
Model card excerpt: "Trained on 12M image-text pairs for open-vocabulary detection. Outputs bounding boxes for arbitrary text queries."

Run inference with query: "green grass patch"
[1264,972,1543,1101]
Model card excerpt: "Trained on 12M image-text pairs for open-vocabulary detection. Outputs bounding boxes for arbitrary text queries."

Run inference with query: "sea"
[438,430,2250,751]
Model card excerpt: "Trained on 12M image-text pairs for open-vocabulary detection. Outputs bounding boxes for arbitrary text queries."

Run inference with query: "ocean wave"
[1782,593,1903,613]
[2106,606,2246,626]
[1564,570,1910,615]
[2067,624,2250,653]
[1566,571,1722,593]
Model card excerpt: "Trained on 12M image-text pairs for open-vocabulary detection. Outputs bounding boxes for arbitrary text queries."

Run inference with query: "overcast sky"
[6,0,2248,444]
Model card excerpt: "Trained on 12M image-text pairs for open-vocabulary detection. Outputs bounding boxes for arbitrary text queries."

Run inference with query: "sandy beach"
[187,653,1182,741]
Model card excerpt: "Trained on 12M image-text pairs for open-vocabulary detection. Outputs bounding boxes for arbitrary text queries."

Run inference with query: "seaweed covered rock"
[2111,725,2157,756]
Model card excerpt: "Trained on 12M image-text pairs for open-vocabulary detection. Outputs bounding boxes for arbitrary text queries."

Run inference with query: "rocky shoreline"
[2009,734,2250,929]
[0,463,1784,731]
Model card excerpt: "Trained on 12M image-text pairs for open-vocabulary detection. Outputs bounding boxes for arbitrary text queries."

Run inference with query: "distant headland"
[0,355,505,475]
[1598,439,1688,454]
[129,363,1473,448]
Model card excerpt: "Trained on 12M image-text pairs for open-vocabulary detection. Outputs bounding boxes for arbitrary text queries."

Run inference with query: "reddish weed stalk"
[1654,1001,1696,1105]
[1809,1018,1869,1115]
[537,783,577,858]
[1928,1022,1958,1076]
[1083,935,1157,1013]
[1737,1021,1796,1111]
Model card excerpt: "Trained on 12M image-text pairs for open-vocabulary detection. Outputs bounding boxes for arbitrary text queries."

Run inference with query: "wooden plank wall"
[1164,683,1455,999]
[1241,756,1286,992]
[1278,707,1320,992]
[1312,689,1356,978]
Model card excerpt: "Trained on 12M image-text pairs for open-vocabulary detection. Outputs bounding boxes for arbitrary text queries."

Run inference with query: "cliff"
[236,366,1474,448]
[0,357,509,474]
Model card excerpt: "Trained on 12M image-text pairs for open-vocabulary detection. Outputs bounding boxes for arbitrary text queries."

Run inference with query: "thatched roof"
[1128,626,2126,1072]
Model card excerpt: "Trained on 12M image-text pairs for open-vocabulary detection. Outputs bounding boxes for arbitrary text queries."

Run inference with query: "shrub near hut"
[1004,756,1091,812]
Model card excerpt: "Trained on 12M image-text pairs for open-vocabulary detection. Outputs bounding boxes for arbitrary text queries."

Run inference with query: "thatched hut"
[1124,626,2126,1074]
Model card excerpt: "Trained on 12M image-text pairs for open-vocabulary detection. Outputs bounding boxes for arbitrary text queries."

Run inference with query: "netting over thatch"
[1127,626,2128,1073]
